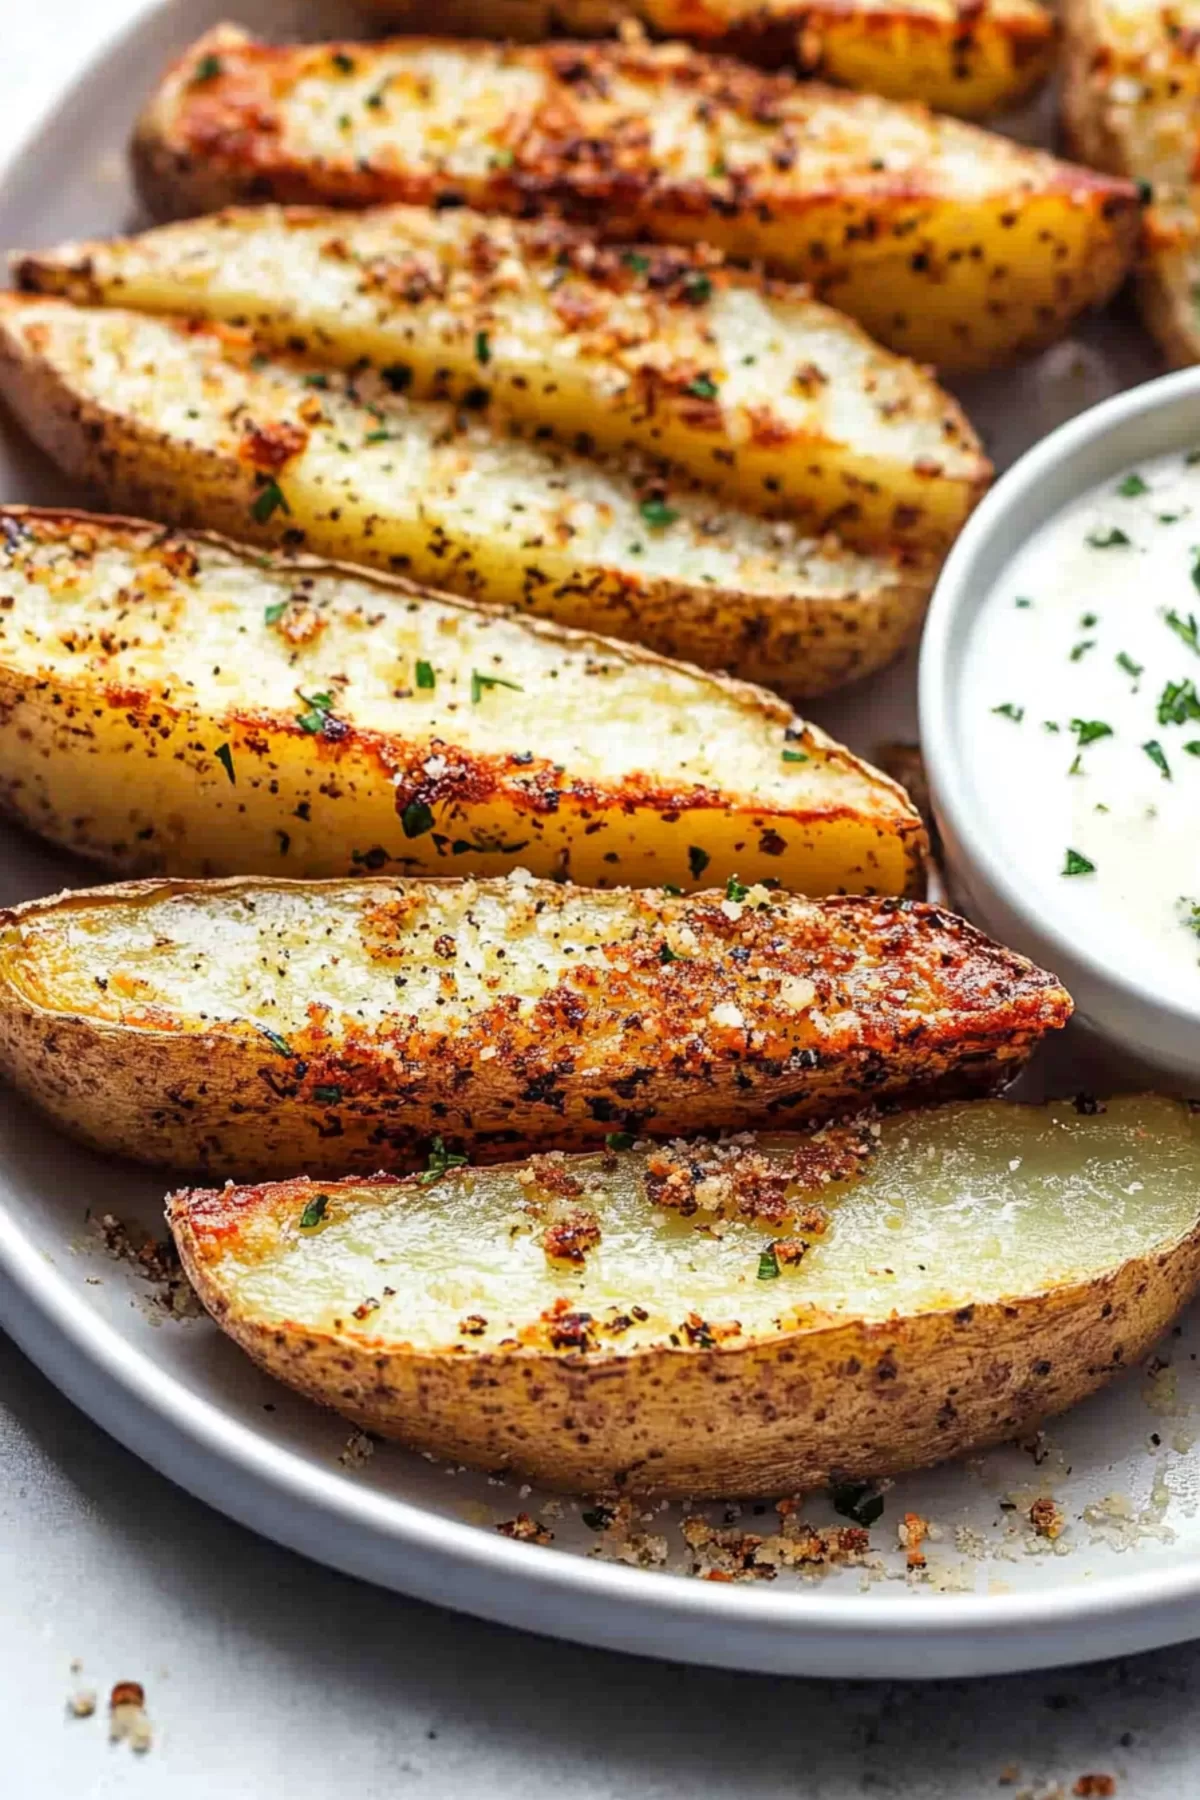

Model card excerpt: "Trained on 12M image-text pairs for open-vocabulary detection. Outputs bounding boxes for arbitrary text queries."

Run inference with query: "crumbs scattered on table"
[109,1680,153,1754]
[1029,1496,1066,1540]
[496,1513,554,1545]
[66,1687,96,1719]
[96,1213,203,1319]
[1073,1777,1116,1797]
[337,1427,376,1469]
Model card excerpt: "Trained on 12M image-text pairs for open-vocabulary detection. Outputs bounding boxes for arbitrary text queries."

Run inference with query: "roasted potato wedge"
[15,204,990,551]
[362,0,1057,117]
[167,1095,1200,1494]
[1062,0,1200,362]
[0,507,925,892]
[0,875,1070,1175]
[130,28,1140,373]
[0,297,935,697]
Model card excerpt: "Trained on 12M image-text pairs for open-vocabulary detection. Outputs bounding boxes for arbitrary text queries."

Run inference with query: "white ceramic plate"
[3,0,1200,1680]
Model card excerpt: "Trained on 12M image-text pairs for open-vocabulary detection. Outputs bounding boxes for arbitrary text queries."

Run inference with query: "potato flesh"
[0,300,927,698]
[16,205,988,548]
[135,32,1138,370]
[208,1097,1200,1353]
[0,525,827,806]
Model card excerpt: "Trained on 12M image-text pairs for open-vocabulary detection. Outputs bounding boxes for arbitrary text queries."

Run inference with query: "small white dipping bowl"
[920,366,1200,1084]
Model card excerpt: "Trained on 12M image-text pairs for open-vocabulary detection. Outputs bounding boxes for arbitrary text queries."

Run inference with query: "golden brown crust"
[131,27,1140,371]
[0,875,1070,1176]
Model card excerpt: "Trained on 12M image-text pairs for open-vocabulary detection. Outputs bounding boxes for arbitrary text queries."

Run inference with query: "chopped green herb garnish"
[830,1482,885,1527]
[1186,741,1200,756]
[1070,718,1113,747]
[1068,754,1084,776]
[331,50,356,72]
[725,875,750,903]
[489,147,515,168]
[1043,721,1061,733]
[251,479,290,525]
[475,330,491,365]
[189,53,223,84]
[581,1505,615,1531]
[302,372,329,390]
[1117,473,1148,497]
[1143,738,1172,778]
[1166,606,1200,651]
[688,846,710,879]
[296,690,335,733]
[684,374,719,400]
[1062,848,1096,876]
[1014,596,1033,609]
[471,670,524,703]
[757,1245,780,1281]
[258,1027,294,1057]
[264,600,288,625]
[418,1137,469,1185]
[605,1132,635,1151]
[214,742,236,785]
[639,497,679,530]
[1070,640,1096,662]
[1086,527,1131,548]
[1080,612,1099,628]
[1160,512,1186,524]
[1180,898,1200,939]
[1158,677,1200,725]
[415,660,435,690]
[781,747,809,763]
[659,943,682,964]
[992,703,1024,722]
[364,80,390,109]
[313,1085,343,1105]
[681,272,712,305]
[381,363,412,392]
[401,799,435,838]
[364,429,396,444]
[661,883,683,896]
[299,1194,329,1230]
[1117,651,1143,679]
[623,251,651,275]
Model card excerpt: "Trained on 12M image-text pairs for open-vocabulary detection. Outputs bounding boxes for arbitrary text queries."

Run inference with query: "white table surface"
[5,4,1200,1792]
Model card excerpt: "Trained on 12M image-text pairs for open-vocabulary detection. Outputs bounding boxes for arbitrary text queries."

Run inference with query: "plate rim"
[4,0,1200,1679]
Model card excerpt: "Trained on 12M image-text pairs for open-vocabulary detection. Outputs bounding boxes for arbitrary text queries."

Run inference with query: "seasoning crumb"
[338,1428,377,1468]
[66,1688,96,1719]
[496,1512,554,1546]
[96,1213,203,1318]
[1073,1778,1116,1797]
[901,1510,929,1568]
[1030,1496,1066,1540]
[108,1681,153,1753]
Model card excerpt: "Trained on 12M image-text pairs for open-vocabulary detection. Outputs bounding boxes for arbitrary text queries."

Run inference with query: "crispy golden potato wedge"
[0,875,1070,1176]
[167,1095,1199,1494]
[0,297,936,696]
[14,204,990,551]
[0,507,925,892]
[1062,0,1200,362]
[130,27,1140,373]
[363,0,1057,117]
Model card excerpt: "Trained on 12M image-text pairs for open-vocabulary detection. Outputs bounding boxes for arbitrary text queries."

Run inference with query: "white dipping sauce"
[960,444,1200,1008]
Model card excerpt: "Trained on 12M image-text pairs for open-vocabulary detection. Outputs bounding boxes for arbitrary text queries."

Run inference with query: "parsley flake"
[299,1194,329,1230]
[781,747,809,763]
[258,1027,294,1057]
[757,1245,780,1281]
[639,497,679,530]
[1143,738,1172,779]
[401,799,435,838]
[684,374,719,400]
[623,251,651,275]
[1062,848,1096,876]
[414,660,435,690]
[1070,640,1096,662]
[687,846,710,880]
[681,272,712,305]
[1166,606,1200,652]
[418,1137,469,1184]
[992,702,1024,722]
[725,875,750,903]
[251,479,290,525]
[190,53,223,84]
[1070,718,1112,747]
[1117,651,1143,679]
[296,690,335,733]
[1014,596,1033,609]
[1086,527,1131,549]
[475,330,491,365]
[1158,677,1200,725]
[471,670,523,703]
[331,50,356,73]
[1117,472,1148,497]
[605,1131,635,1151]
[263,600,288,625]
[214,742,236,785]
[313,1085,343,1105]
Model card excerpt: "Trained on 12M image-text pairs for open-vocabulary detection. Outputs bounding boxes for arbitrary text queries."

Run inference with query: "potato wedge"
[14,204,990,551]
[1062,0,1200,362]
[130,28,1140,373]
[0,296,935,697]
[0,507,924,893]
[362,0,1057,117]
[0,875,1070,1176]
[167,1095,1200,1494]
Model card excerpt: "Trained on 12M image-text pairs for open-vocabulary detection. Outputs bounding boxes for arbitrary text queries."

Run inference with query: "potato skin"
[170,1168,1200,1495]
[0,877,1070,1177]
[131,28,1139,372]
[362,0,1056,117]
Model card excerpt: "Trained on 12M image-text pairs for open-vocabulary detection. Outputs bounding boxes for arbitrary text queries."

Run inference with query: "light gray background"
[3,3,1200,1792]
